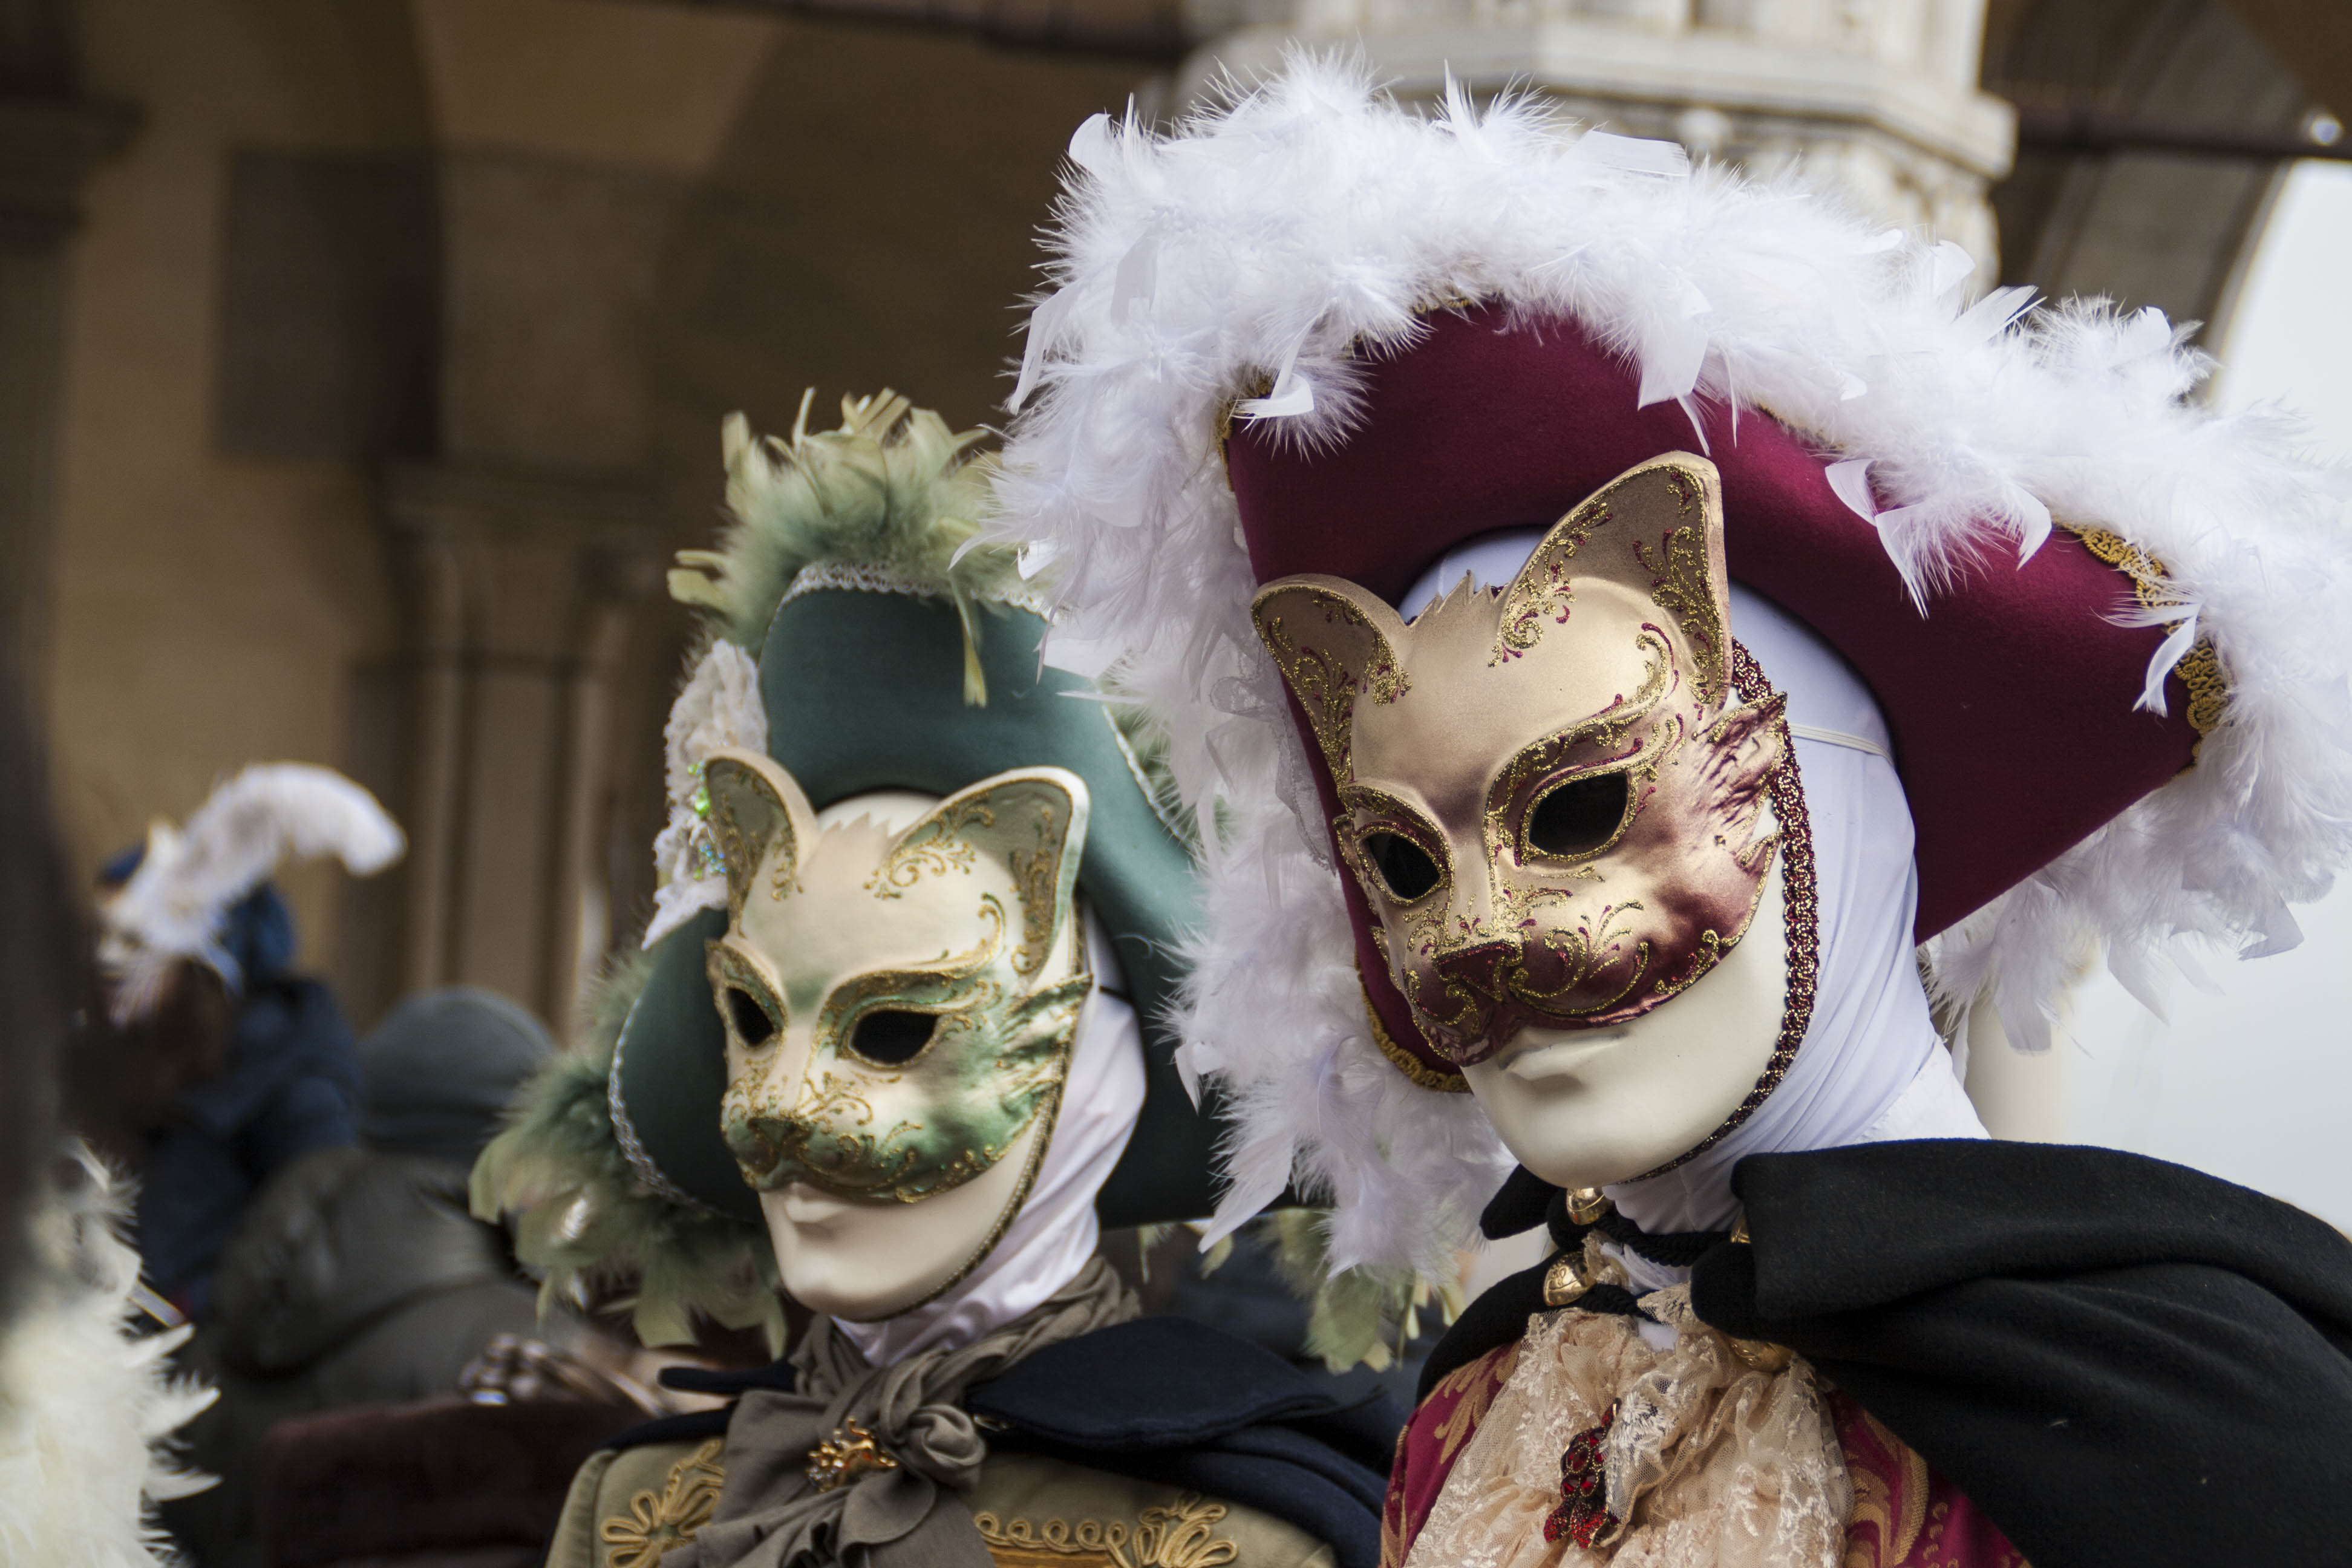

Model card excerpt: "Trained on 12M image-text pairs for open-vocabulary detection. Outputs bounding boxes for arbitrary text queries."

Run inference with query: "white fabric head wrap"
[1403,540,1986,1236]
[835,910,1146,1362]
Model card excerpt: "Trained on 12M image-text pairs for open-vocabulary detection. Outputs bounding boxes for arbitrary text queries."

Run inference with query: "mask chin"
[1461,858,1790,1192]
[763,1112,1045,1321]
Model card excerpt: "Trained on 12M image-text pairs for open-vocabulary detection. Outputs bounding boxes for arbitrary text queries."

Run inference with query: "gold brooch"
[806,1419,900,1492]
[1564,1187,1611,1225]
[1542,1252,1593,1308]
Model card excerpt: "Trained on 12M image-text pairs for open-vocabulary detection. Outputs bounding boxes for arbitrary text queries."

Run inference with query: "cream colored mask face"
[699,751,1092,1319]
[1253,454,1800,1189]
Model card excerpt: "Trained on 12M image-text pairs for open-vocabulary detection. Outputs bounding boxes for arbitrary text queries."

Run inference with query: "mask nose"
[1420,936,1523,1060]
[721,1034,809,1186]
[727,1116,790,1184]
[1433,937,1516,1003]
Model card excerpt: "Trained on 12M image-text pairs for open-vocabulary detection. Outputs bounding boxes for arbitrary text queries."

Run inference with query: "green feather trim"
[1261,1209,1465,1374]
[470,952,782,1353]
[670,390,1032,703]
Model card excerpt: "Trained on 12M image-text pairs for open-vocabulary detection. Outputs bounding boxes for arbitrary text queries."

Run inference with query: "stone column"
[0,76,132,697]
[379,464,665,1031]
[1176,0,2015,276]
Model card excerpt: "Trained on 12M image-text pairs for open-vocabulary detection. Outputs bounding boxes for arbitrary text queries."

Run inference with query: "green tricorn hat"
[476,393,1218,1347]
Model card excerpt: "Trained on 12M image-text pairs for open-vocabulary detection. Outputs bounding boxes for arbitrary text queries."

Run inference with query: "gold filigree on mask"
[705,753,815,920]
[1492,507,1592,664]
[708,942,786,1048]
[1252,454,1786,1068]
[1481,638,1671,875]
[865,796,991,897]
[1625,639,1820,1179]
[1356,962,1469,1092]
[1253,584,1410,782]
[1633,515,1727,705]
[699,753,1093,1209]
[1008,828,1070,976]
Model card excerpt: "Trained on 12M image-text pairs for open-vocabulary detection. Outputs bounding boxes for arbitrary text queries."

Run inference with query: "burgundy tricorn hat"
[1227,303,2205,1085]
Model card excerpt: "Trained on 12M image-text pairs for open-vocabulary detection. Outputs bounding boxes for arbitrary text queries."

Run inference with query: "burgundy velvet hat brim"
[1229,306,2198,1076]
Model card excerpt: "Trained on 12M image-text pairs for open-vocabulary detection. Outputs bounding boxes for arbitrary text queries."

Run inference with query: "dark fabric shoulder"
[1416,1259,1548,1405]
[966,1315,1375,1445]
[601,1405,735,1453]
[594,1361,797,1451]
[971,1316,1398,1568]
[1690,1137,2352,1568]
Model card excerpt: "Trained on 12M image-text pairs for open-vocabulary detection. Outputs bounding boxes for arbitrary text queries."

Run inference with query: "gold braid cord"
[1359,960,1469,1093]
[598,1439,727,1568]
[973,1494,1242,1568]
[1625,641,1820,1181]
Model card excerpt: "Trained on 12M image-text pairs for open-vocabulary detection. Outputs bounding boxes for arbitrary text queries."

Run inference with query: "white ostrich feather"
[0,1147,216,1566]
[990,56,2352,1276]
[645,639,769,947]
[99,763,405,1024]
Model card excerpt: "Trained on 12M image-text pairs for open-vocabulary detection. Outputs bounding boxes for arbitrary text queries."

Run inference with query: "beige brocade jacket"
[547,1439,1335,1568]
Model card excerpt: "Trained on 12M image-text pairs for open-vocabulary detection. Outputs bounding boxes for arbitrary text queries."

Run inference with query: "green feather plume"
[669,389,1031,704]
[1262,1209,1465,1374]
[470,952,783,1353]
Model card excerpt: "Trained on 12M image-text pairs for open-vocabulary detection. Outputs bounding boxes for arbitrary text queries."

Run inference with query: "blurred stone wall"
[34,0,1143,1037]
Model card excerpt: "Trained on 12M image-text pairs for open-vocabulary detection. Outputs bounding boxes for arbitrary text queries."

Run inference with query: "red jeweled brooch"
[1541,1403,1619,1549]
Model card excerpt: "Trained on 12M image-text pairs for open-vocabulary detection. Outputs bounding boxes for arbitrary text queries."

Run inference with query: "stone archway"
[1986,0,2321,336]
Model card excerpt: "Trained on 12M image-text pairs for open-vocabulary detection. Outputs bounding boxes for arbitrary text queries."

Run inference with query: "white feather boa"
[0,1148,215,1566]
[99,764,404,1024]
[991,56,2352,1277]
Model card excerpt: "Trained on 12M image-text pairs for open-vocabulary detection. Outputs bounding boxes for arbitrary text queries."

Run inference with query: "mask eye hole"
[1526,773,1631,858]
[725,986,778,1049]
[1363,832,1442,902]
[850,1010,936,1067]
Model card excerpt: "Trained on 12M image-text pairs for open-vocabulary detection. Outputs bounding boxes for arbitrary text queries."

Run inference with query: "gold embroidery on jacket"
[599,1439,727,1568]
[1429,1342,1521,1468]
[1841,1410,1930,1567]
[973,1494,1241,1568]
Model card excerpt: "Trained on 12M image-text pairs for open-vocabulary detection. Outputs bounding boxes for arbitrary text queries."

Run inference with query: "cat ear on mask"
[1501,452,1733,705]
[1250,578,1414,782]
[702,748,820,920]
[892,767,1091,984]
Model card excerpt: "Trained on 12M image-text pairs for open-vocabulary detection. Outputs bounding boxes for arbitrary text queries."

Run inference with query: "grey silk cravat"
[665,1256,1137,1568]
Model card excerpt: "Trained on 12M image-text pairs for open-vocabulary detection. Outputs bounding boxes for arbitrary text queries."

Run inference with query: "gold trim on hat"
[2068,524,2226,743]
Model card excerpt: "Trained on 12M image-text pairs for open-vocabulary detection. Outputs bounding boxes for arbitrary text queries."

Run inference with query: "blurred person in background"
[162,986,566,1567]
[76,765,403,1322]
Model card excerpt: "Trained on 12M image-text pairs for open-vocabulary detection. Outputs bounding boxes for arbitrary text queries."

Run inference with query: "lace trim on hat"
[608,994,730,1219]
[777,560,1057,619]
[1105,710,1197,851]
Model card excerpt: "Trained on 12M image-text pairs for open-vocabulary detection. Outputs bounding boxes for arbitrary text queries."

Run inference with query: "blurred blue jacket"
[102,846,361,1316]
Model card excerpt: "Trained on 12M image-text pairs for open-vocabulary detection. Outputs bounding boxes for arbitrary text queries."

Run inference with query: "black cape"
[1430,1139,2352,1568]
[610,1315,1399,1568]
